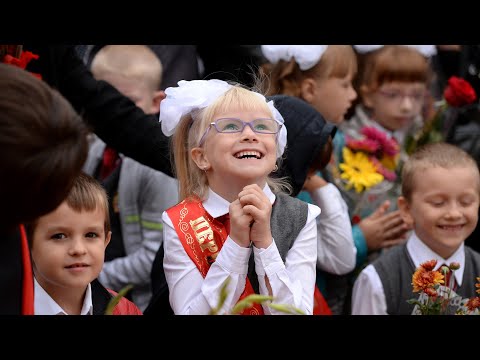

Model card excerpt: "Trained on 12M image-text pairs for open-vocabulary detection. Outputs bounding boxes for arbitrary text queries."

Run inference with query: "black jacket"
[268,95,336,196]
[24,44,174,178]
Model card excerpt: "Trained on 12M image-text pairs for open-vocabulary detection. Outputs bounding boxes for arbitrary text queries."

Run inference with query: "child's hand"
[358,200,410,251]
[229,199,254,248]
[238,184,273,249]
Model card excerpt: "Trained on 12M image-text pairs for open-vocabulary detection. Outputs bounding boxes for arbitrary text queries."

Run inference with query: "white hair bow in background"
[353,45,437,58]
[261,45,328,71]
[353,45,384,54]
[405,45,437,58]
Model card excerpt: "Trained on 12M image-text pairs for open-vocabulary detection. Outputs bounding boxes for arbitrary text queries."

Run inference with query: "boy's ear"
[397,196,414,227]
[300,78,318,103]
[104,231,112,248]
[150,90,166,114]
[191,147,210,171]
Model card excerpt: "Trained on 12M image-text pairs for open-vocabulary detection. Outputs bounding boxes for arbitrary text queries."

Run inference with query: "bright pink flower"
[346,137,379,153]
[361,127,399,157]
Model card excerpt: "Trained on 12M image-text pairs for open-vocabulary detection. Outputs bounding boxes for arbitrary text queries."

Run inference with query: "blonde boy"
[352,142,480,315]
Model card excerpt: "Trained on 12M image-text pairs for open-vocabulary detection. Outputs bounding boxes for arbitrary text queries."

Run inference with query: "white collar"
[203,184,276,218]
[406,231,465,286]
[34,277,93,315]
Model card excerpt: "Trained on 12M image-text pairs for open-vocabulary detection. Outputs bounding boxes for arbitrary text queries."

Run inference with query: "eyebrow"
[44,225,104,233]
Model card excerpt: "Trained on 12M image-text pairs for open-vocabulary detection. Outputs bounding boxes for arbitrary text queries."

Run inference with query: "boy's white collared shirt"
[34,278,93,315]
[351,232,465,315]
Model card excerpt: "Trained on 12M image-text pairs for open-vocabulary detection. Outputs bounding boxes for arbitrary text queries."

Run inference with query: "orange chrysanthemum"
[412,267,444,293]
[420,260,437,271]
[409,260,480,315]
[466,297,480,312]
[424,287,438,298]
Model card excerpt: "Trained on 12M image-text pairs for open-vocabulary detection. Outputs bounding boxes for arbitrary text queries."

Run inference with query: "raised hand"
[237,184,273,249]
[229,197,254,248]
[358,200,411,251]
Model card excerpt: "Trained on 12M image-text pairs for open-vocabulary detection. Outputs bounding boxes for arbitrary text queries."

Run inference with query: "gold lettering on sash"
[189,217,213,244]
[200,240,218,253]
[189,216,219,259]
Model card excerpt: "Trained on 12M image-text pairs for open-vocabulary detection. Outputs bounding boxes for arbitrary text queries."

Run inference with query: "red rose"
[443,76,477,107]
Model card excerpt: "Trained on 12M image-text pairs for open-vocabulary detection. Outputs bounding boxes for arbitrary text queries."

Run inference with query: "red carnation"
[443,76,477,107]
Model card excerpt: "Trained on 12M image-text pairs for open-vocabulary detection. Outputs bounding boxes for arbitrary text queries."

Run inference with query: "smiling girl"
[159,80,320,315]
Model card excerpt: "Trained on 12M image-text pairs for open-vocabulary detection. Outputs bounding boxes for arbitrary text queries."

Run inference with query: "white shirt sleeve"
[253,203,319,315]
[162,211,252,315]
[351,264,388,315]
[311,183,356,274]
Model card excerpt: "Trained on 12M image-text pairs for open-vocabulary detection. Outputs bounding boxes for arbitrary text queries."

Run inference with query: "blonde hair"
[358,45,430,96]
[260,45,357,97]
[402,142,480,201]
[91,45,163,91]
[172,84,291,200]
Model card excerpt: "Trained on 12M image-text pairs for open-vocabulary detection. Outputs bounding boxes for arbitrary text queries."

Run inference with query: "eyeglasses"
[377,89,425,104]
[198,118,281,146]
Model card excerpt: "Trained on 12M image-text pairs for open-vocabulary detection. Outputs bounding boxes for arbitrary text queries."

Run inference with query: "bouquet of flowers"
[408,260,480,315]
[405,76,477,155]
[330,126,401,223]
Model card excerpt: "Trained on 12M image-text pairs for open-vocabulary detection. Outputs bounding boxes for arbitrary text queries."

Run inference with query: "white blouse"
[312,183,356,275]
[162,185,320,315]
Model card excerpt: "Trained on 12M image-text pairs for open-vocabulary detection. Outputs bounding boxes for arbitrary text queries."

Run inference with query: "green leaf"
[407,299,422,306]
[209,278,231,315]
[268,303,306,315]
[231,294,273,314]
[104,284,133,315]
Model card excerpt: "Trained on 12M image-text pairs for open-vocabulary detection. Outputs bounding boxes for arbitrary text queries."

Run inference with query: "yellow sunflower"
[339,147,384,193]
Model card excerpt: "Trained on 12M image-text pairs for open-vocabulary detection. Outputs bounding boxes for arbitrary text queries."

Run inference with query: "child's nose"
[69,237,87,255]
[400,96,414,110]
[240,123,258,140]
[445,204,462,219]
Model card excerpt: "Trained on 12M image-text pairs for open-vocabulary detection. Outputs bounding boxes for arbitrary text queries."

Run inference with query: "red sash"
[313,286,332,315]
[167,198,263,315]
[19,224,34,315]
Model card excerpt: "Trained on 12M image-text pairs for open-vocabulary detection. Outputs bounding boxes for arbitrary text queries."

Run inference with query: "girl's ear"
[397,196,414,227]
[191,147,210,171]
[360,84,375,108]
[300,77,318,103]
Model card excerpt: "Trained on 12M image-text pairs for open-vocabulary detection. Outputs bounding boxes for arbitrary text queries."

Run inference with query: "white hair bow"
[405,45,437,58]
[159,79,287,158]
[353,45,384,54]
[261,45,328,71]
[354,45,437,58]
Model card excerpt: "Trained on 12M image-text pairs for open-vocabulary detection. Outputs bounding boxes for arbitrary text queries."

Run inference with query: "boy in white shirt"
[352,142,480,315]
[26,173,142,315]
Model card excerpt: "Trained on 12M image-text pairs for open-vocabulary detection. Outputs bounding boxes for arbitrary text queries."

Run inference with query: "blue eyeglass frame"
[198,118,282,146]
